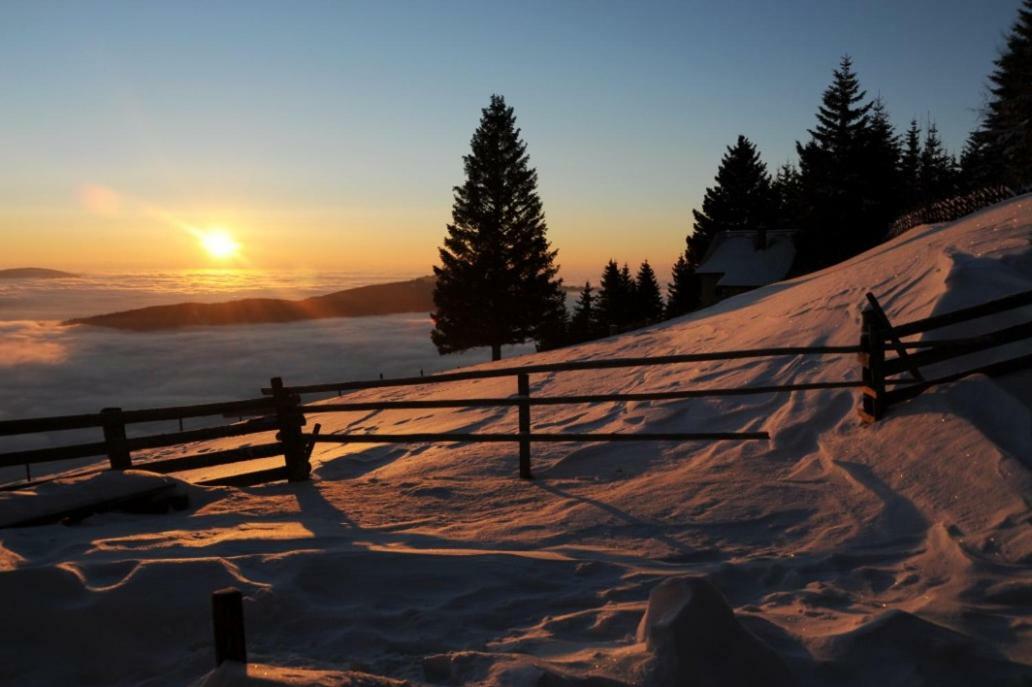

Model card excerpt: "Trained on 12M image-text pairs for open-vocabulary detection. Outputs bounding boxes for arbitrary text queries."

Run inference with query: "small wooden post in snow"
[101,407,132,470]
[858,309,886,423]
[517,372,533,479]
[211,587,246,666]
[270,377,310,482]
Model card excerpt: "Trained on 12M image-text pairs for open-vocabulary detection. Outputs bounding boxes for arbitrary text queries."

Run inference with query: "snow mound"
[2,195,1032,685]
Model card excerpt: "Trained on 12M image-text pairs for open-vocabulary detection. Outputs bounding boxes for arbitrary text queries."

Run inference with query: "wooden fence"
[858,289,1032,422]
[2,288,1030,493]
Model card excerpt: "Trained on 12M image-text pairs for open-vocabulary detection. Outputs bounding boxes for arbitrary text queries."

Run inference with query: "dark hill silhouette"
[66,276,435,331]
[0,268,76,279]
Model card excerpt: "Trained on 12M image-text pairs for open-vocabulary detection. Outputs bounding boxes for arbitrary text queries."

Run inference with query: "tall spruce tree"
[633,261,664,323]
[569,282,597,343]
[689,135,773,266]
[619,263,636,320]
[432,95,564,361]
[901,120,922,208]
[771,163,804,230]
[597,260,631,333]
[796,56,876,268]
[960,131,996,192]
[972,0,1032,188]
[666,253,698,318]
[919,123,958,203]
[864,98,903,230]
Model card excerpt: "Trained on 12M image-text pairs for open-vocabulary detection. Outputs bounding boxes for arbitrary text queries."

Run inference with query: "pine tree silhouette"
[432,95,564,361]
[971,0,1032,187]
[689,135,773,266]
[569,282,597,343]
[900,120,922,207]
[666,253,698,318]
[863,98,903,235]
[597,260,630,334]
[633,260,664,324]
[919,123,958,203]
[771,163,803,230]
[796,56,886,268]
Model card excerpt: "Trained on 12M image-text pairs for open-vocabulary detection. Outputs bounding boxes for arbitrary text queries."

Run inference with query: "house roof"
[695,229,797,288]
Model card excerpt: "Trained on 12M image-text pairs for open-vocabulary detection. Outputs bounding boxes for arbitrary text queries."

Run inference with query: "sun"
[199,228,240,260]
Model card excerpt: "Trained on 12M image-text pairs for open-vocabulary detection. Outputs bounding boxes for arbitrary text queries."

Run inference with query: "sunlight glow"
[198,228,240,260]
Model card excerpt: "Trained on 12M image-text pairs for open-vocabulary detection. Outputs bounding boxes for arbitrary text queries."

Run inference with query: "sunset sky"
[0,1,1021,281]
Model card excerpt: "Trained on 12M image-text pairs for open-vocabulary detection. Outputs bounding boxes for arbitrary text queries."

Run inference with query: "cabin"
[695,229,797,308]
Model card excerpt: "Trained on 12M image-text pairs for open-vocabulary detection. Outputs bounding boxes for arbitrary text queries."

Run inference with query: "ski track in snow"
[2,196,1032,685]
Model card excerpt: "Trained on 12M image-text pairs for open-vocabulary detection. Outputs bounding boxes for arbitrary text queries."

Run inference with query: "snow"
[694,229,796,287]
[2,195,1032,685]
[0,470,188,528]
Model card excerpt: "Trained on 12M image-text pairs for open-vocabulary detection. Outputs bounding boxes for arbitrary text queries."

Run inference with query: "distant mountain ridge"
[66,276,435,330]
[0,268,76,279]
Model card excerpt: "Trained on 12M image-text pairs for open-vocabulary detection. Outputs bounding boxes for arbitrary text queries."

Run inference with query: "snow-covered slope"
[2,196,1031,686]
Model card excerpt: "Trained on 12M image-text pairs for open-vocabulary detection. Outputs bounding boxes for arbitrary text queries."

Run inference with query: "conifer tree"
[666,253,698,318]
[535,304,569,352]
[689,135,773,266]
[900,120,922,207]
[619,263,636,317]
[597,260,630,333]
[796,56,883,267]
[771,163,804,229]
[972,0,1032,187]
[569,282,597,343]
[633,260,664,323]
[959,132,995,192]
[864,98,903,227]
[432,95,564,361]
[919,123,957,203]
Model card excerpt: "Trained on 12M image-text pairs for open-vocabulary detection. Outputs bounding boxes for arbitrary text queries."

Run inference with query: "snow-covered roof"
[695,229,796,287]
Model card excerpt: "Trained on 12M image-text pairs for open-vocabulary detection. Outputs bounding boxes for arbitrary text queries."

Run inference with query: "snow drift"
[1,195,1031,685]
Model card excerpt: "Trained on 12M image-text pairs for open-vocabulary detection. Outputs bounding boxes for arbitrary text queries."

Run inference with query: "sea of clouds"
[0,273,532,480]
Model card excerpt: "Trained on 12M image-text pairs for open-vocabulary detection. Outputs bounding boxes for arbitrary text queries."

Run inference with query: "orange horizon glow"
[1,184,686,283]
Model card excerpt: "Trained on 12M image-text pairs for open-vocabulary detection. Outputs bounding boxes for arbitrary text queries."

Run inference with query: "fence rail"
[2,288,1030,497]
[857,288,1032,423]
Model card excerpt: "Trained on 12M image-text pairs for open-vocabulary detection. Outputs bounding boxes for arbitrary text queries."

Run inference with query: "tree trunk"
[491,343,502,361]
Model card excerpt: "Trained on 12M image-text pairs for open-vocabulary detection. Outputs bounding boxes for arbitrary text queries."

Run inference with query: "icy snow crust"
[2,196,1031,685]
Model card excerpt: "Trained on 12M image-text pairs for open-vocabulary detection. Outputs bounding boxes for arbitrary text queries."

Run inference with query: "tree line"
[431,1,1032,359]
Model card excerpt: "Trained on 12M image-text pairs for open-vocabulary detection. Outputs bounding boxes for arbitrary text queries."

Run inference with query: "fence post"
[270,377,309,482]
[517,373,532,479]
[211,587,246,666]
[859,309,886,423]
[101,407,132,470]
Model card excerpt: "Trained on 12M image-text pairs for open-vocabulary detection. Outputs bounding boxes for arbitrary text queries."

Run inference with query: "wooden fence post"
[517,373,532,479]
[858,309,886,423]
[211,587,246,666]
[270,377,309,482]
[101,407,132,470]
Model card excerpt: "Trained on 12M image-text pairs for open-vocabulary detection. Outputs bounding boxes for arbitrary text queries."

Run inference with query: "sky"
[0,0,1023,282]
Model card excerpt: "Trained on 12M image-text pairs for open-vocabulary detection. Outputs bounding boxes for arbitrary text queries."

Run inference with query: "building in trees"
[432,95,565,361]
[694,229,796,308]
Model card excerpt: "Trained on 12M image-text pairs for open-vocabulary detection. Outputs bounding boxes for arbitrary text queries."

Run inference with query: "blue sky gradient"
[0,1,1022,278]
